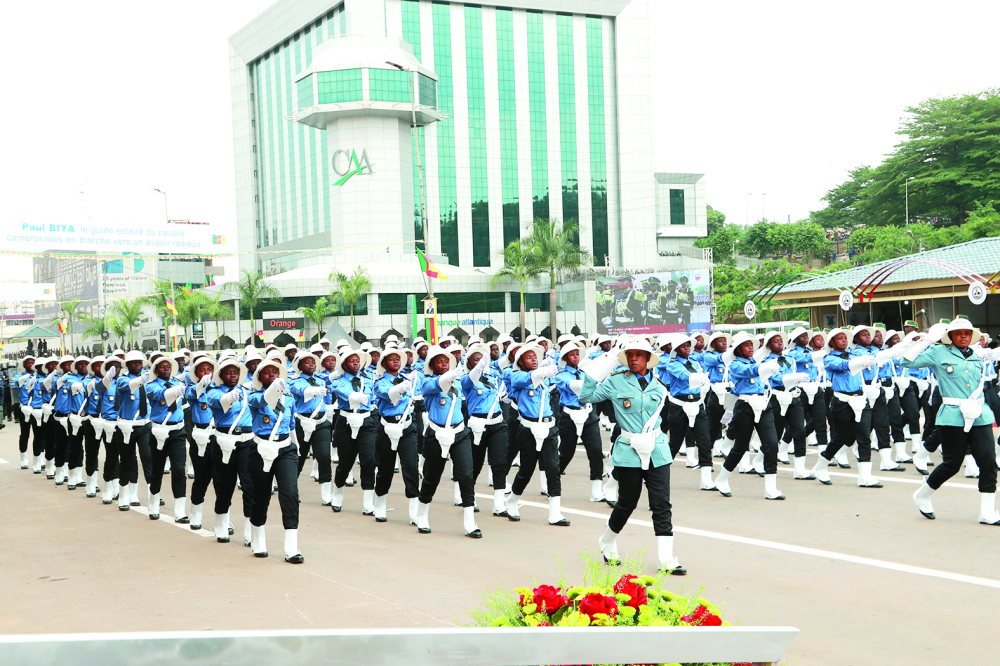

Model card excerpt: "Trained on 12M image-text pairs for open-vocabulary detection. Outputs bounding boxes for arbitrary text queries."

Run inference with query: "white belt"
[736,394,770,423]
[41,404,54,423]
[564,405,592,443]
[380,416,412,451]
[941,396,985,432]
[913,378,930,397]
[834,392,868,423]
[770,390,796,416]
[798,382,820,404]
[668,395,704,427]
[882,382,895,402]
[468,412,503,446]
[295,412,327,442]
[519,416,554,451]
[619,429,657,470]
[253,436,290,472]
[151,421,185,450]
[68,413,87,435]
[893,376,912,392]
[339,410,370,439]
[191,427,215,457]
[101,419,117,441]
[709,382,731,401]
[116,419,148,441]
[426,420,463,458]
[54,415,70,434]
[862,383,881,408]
[90,417,106,442]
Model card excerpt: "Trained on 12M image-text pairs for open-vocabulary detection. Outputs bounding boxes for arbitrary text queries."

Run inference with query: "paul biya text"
[17,224,199,248]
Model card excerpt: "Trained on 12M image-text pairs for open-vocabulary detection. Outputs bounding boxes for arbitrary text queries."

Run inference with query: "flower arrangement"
[465,552,747,666]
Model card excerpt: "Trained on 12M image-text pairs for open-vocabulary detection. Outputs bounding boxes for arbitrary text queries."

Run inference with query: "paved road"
[0,424,997,665]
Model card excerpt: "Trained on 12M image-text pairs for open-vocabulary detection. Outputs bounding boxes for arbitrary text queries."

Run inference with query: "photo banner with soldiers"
[596,269,711,336]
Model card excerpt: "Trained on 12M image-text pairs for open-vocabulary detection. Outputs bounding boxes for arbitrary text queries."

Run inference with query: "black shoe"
[187,473,195,479]
[765,494,786,501]
[332,505,342,513]
[118,505,130,511]
[102,499,112,504]
[285,554,304,563]
[492,510,508,518]
[217,536,230,543]
[881,466,906,472]
[33,470,41,474]
[417,526,431,534]
[549,519,571,527]
[67,484,76,490]
[919,509,935,520]
[718,489,732,497]
[159,498,165,506]
[605,499,617,509]
[229,525,235,535]
[346,478,355,487]
[150,513,159,520]
[819,478,833,485]
[254,551,268,558]
[130,500,140,506]
[602,554,621,566]
[860,481,884,488]
[838,462,852,469]
[362,510,374,516]
[175,516,190,524]
[55,478,63,485]
[507,514,520,522]
[190,524,201,530]
[86,492,96,498]
[473,505,480,513]
[375,516,387,523]
[465,529,482,539]
[660,564,687,576]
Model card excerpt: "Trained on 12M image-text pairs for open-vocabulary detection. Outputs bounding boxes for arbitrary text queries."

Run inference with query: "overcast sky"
[1,0,997,283]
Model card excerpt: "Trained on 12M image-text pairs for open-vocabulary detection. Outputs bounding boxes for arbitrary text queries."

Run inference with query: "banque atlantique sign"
[332,149,374,186]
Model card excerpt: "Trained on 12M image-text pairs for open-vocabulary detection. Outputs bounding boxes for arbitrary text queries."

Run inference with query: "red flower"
[613,575,648,609]
[686,605,722,627]
[578,593,619,620]
[530,585,570,615]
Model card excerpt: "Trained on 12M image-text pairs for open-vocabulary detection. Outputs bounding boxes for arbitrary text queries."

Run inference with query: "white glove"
[984,349,1000,362]
[43,374,55,391]
[531,364,560,386]
[540,357,554,367]
[810,350,829,367]
[138,370,153,384]
[70,382,84,395]
[569,379,584,396]
[720,410,734,425]
[497,355,510,370]
[584,351,618,383]
[758,360,780,375]
[388,380,412,405]
[17,375,27,387]
[128,376,144,392]
[783,372,810,388]
[926,323,948,344]
[437,368,463,392]
[303,386,328,401]
[263,380,284,409]
[875,349,896,365]
[198,373,212,388]
[469,355,489,384]
[86,382,95,396]
[848,356,877,374]
[407,370,421,384]
[974,346,987,358]
[348,391,370,409]
[105,366,117,380]
[221,388,242,410]
[687,373,710,390]
[164,386,185,404]
[57,375,68,389]
[273,378,286,394]
[27,377,36,391]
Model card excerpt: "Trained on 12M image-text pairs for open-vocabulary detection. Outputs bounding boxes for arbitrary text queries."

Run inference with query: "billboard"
[7,220,228,254]
[597,269,711,336]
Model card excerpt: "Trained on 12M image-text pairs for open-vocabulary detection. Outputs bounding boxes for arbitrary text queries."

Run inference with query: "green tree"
[203,291,235,347]
[297,296,335,340]
[78,314,110,353]
[330,266,372,336]
[176,290,211,343]
[695,221,742,265]
[712,259,809,324]
[522,217,591,340]
[109,299,144,348]
[706,205,726,236]
[223,270,281,345]
[491,239,544,342]
[811,165,875,230]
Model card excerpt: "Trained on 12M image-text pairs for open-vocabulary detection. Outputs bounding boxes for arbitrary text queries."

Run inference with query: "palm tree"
[490,239,544,342]
[223,269,281,345]
[176,290,211,343]
[79,314,110,354]
[109,299,144,348]
[330,266,372,337]
[107,315,129,349]
[59,299,83,352]
[297,296,334,340]
[204,291,235,347]
[523,217,591,341]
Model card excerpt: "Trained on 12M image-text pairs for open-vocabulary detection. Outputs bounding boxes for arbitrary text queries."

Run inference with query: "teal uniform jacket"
[579,369,672,469]
[902,343,994,427]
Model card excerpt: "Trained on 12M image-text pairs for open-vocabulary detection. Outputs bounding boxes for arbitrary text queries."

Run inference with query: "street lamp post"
[152,188,176,351]
[905,177,915,225]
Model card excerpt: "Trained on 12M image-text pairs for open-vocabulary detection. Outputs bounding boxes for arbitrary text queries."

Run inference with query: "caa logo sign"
[332,149,374,186]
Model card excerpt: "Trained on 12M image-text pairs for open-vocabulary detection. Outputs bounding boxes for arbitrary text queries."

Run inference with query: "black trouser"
[511,420,561,497]
[772,394,806,458]
[419,427,474,506]
[722,400,778,474]
[119,422,152,487]
[471,419,509,487]
[30,414,45,459]
[296,418,332,483]
[825,386,836,445]
[928,425,997,493]
[249,441,299,529]
[53,416,70,469]
[705,390,726,443]
[985,384,1000,437]
[103,426,122,483]
[884,384,906,444]
[413,402,425,456]
[374,422,420,498]
[923,389,944,453]
[609,464,673,536]
[189,436,214,506]
[558,410,603,480]
[899,385,922,436]
[149,428,187,498]
[212,438,254,517]
[66,419,85,472]
[334,416,376,490]
[870,390,891,451]
[83,419,101,476]
[801,389,828,447]
[17,409,31,454]
[821,397,872,463]
[666,400,712,468]
[505,403,522,471]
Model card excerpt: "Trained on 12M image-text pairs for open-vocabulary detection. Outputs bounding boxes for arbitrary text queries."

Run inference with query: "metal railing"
[0,626,799,666]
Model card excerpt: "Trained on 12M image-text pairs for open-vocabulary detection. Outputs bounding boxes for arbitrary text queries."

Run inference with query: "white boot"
[720,436,735,457]
[686,445,698,468]
[752,451,765,476]
[19,452,29,469]
[213,513,229,542]
[32,456,42,473]
[505,493,521,521]
[85,472,98,497]
[283,529,303,562]
[362,489,375,515]
[777,441,790,464]
[879,447,904,471]
[331,484,345,512]
[964,454,980,478]
[320,482,332,506]
[812,455,832,484]
[189,503,203,530]
[45,458,55,478]
[806,432,818,446]
[590,479,605,501]
[602,474,618,505]
[415,501,431,533]
[699,466,716,490]
[345,470,356,486]
[793,456,815,480]
[764,473,785,500]
[310,458,319,481]
[979,492,1000,525]
[737,452,753,474]
[598,524,620,565]
[118,483,130,510]
[374,494,387,522]
[453,481,462,506]
[548,496,570,526]
[657,536,686,575]
[913,482,935,519]
[251,525,267,557]
[129,482,139,506]
[857,461,883,488]
[408,497,419,525]
[243,517,252,546]
[463,506,481,538]
[913,443,931,474]
[148,493,160,519]
[910,434,922,456]
[101,479,115,504]
[492,489,506,515]
[711,439,722,458]
[835,447,850,468]
[894,439,913,463]
[715,468,732,497]
[173,497,189,524]
[539,472,549,496]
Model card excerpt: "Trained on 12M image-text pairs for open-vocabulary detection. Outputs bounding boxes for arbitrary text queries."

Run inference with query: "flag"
[256,330,263,337]
[165,297,178,316]
[212,235,226,245]
[57,322,65,334]
[416,248,447,280]
[183,282,193,294]
[298,330,305,341]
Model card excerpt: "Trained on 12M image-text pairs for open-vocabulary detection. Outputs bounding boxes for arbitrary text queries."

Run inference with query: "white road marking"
[772,465,979,489]
[478,494,1000,590]
[0,458,8,464]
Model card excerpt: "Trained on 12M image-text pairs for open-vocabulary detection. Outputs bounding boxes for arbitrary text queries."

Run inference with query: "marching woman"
[713,332,789,500]
[869,326,906,472]
[208,357,257,545]
[701,332,732,458]
[554,342,606,501]
[60,356,91,491]
[185,354,219,533]
[246,357,303,561]
[115,351,155,511]
[903,319,1000,524]
[659,335,716,490]
[416,345,479,537]
[38,357,61,481]
[579,337,686,575]
[505,343,569,526]
[809,328,883,487]
[80,357,108,498]
[372,346,421,524]
[14,356,36,471]
[93,356,123,505]
[798,331,830,455]
[330,347,377,514]
[461,343,510,515]
[289,351,333,506]
[48,356,76,484]
[145,355,189,523]
[756,331,811,476]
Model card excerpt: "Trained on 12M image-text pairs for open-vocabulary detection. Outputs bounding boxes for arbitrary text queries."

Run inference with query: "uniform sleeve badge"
[201,404,207,410]
[263,416,270,424]
[623,397,631,409]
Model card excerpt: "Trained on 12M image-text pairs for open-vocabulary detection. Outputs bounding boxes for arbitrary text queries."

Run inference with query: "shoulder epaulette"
[611,369,629,376]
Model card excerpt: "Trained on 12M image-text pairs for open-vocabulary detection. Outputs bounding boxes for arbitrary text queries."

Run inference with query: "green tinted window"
[586,17,608,265]
[297,75,314,108]
[369,68,411,102]
[497,8,519,248]
[466,6,490,267]
[379,293,408,315]
[402,1,426,247]
[433,3,459,265]
[317,69,363,103]
[436,292,506,313]
[557,14,578,242]
[526,11,548,221]
[670,189,685,225]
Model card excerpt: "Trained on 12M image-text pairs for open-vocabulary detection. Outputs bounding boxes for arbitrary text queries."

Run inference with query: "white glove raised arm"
[303,386,328,401]
[497,355,510,370]
[220,388,242,411]
[531,364,560,387]
[164,386,185,404]
[926,324,948,344]
[27,377,37,391]
[583,350,618,383]
[875,349,896,365]
[128,376,144,393]
[388,380,412,405]
[468,356,489,385]
[141,370,155,384]
[348,391,370,409]
[687,373,710,390]
[70,382,84,395]
[43,374,55,391]
[86,381,96,396]
[569,379,584,396]
[437,368,463,393]
[263,378,286,409]
[17,375,28,387]
[56,375,67,389]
